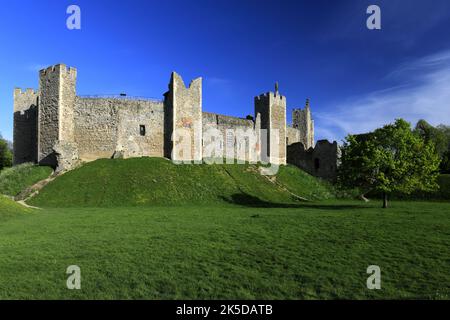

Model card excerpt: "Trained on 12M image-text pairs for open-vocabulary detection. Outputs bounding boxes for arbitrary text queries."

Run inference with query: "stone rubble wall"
[74,98,164,161]
[202,112,258,162]
[287,140,339,181]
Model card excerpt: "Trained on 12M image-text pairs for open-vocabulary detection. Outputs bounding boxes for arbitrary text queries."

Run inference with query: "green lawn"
[0,200,449,299]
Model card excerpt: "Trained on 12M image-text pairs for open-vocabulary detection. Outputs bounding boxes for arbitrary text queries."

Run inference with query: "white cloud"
[315,50,450,143]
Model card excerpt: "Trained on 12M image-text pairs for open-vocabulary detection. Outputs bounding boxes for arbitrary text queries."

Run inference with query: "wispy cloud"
[316,50,450,143]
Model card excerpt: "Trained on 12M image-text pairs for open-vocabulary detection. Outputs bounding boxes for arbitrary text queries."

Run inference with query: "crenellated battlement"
[255,91,285,101]
[14,88,39,96]
[14,88,39,113]
[39,64,77,79]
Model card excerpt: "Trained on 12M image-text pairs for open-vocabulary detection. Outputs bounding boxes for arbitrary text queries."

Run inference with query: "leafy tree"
[0,134,13,171]
[415,120,450,173]
[339,119,441,208]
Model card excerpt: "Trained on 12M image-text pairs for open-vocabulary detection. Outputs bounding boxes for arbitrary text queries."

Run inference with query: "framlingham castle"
[13,64,338,179]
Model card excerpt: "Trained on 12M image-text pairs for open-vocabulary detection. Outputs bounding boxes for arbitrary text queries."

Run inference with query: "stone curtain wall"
[202,112,258,162]
[13,89,38,164]
[74,98,164,161]
[118,100,164,158]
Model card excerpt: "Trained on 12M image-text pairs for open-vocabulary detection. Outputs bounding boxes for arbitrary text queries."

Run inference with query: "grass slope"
[0,196,32,223]
[29,158,334,207]
[0,201,448,299]
[0,163,53,197]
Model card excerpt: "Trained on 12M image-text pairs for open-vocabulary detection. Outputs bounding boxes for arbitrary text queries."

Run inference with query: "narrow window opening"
[140,125,146,136]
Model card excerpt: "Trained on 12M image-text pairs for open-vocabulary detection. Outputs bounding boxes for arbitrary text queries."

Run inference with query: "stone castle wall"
[13,63,340,179]
[202,112,259,162]
[287,140,339,181]
[74,98,164,161]
[13,88,38,165]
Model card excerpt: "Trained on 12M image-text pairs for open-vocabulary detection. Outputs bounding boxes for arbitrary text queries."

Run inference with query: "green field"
[0,158,448,299]
[0,200,449,299]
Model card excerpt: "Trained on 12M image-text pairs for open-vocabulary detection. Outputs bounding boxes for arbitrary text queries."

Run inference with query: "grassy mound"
[0,196,31,222]
[0,163,53,197]
[29,157,335,207]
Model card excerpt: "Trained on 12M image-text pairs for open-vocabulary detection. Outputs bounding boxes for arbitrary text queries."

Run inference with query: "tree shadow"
[220,193,370,211]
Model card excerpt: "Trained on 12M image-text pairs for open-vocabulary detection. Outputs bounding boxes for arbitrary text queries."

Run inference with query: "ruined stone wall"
[287,140,339,181]
[255,92,286,165]
[311,140,339,180]
[74,98,164,161]
[13,88,38,164]
[202,112,258,162]
[165,72,202,162]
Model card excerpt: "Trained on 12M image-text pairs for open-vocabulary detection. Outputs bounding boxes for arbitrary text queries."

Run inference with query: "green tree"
[339,119,441,208]
[0,134,13,171]
[415,120,450,173]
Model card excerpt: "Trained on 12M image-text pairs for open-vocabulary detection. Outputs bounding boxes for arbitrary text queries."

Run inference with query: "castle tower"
[164,72,203,162]
[254,83,287,165]
[293,99,314,149]
[13,88,39,165]
[38,64,77,166]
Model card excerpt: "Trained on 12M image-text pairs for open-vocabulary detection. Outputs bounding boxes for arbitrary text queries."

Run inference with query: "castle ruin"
[13,63,338,179]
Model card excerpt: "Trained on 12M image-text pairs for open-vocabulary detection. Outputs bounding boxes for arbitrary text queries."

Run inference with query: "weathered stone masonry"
[13,63,339,179]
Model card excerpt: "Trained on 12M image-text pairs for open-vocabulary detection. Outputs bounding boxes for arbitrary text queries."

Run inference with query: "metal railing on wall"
[78,94,163,103]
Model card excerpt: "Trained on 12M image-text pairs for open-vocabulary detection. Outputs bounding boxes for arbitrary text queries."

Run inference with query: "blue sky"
[1,0,450,142]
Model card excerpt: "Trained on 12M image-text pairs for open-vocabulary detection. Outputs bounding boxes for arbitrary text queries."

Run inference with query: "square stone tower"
[38,64,77,166]
[13,88,39,165]
[293,99,314,150]
[254,83,287,165]
[164,72,203,162]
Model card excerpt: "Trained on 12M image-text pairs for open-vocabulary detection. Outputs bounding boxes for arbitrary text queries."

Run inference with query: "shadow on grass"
[221,193,370,210]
